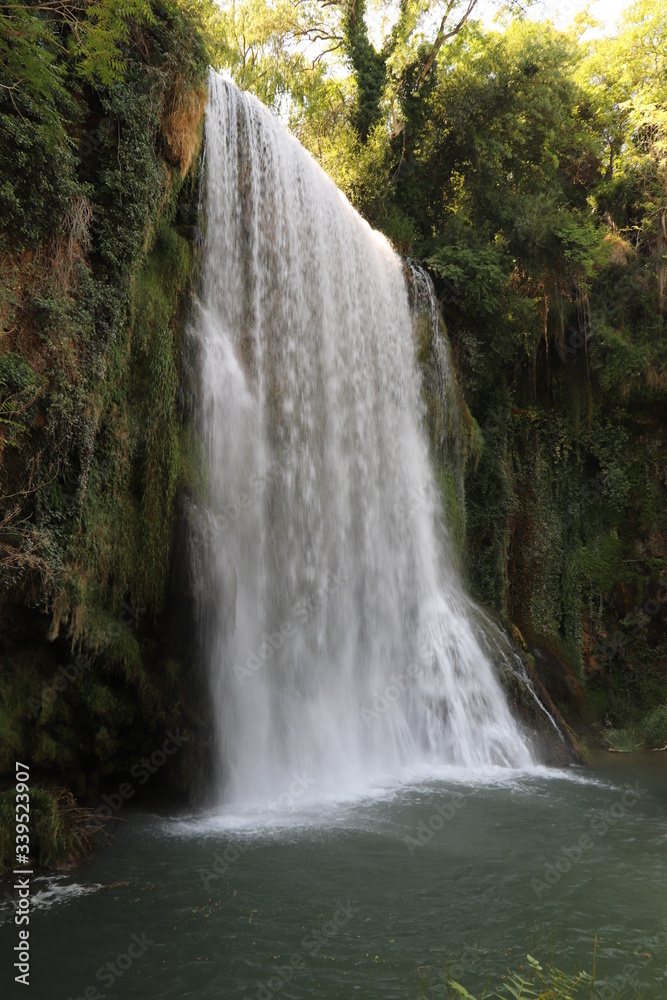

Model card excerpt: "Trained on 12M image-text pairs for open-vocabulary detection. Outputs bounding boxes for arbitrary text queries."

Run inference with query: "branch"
[417,0,478,86]
[312,40,344,65]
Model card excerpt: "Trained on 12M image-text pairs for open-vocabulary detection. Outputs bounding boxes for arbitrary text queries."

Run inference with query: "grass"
[0,786,109,872]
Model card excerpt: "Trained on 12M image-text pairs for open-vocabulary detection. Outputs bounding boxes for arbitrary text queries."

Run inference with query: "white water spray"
[194,73,534,805]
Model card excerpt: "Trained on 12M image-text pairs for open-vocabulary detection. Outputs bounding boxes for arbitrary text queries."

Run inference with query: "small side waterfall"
[193,72,534,805]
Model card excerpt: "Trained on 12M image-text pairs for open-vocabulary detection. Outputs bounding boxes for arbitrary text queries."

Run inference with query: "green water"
[2,756,666,999]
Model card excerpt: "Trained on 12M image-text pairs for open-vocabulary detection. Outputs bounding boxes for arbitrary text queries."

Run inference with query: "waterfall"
[193,72,534,806]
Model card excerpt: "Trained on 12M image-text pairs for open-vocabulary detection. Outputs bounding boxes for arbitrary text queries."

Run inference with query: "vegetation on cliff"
[0,0,219,861]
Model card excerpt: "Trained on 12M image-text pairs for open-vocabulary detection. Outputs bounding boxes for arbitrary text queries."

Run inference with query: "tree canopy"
[209,0,667,716]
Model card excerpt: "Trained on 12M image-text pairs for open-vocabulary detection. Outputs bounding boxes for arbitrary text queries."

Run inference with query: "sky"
[366,0,638,54]
[481,0,635,34]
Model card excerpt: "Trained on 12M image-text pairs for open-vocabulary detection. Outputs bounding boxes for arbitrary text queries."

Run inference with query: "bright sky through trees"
[504,0,635,31]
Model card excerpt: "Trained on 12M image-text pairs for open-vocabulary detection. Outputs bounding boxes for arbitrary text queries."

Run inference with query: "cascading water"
[193,72,535,806]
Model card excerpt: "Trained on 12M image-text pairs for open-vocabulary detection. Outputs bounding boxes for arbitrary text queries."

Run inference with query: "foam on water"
[0,876,103,925]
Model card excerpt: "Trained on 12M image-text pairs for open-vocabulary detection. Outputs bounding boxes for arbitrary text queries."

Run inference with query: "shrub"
[427,952,639,999]
[641,703,667,750]
[601,728,642,753]
[0,786,107,872]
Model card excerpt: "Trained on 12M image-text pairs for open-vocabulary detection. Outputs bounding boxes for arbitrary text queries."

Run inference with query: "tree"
[211,0,487,141]
[582,0,667,310]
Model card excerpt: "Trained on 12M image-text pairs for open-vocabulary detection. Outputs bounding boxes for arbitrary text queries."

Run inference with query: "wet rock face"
[500,651,588,767]
[167,497,198,660]
[531,647,584,717]
[465,609,588,767]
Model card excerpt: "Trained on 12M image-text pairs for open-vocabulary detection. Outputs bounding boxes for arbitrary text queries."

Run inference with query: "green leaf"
[448,980,479,999]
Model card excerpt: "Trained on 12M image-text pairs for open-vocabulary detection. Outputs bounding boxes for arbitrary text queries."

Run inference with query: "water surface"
[4,757,666,999]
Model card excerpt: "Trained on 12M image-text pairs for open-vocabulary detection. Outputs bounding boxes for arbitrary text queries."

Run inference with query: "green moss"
[438,463,466,565]
[0,351,39,442]
[177,422,207,496]
[62,174,200,623]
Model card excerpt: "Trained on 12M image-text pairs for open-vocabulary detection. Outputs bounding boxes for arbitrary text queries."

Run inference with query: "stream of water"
[194,73,533,807]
